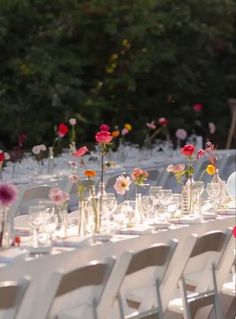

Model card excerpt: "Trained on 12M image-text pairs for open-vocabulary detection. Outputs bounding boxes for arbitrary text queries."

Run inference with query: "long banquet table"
[0,216,234,319]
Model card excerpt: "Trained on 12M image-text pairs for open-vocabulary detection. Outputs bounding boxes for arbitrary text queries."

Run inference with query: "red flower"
[73,146,88,157]
[193,103,203,112]
[232,226,236,238]
[99,124,110,132]
[181,144,195,157]
[95,131,113,144]
[18,133,27,147]
[158,117,169,126]
[57,123,69,137]
[0,151,5,163]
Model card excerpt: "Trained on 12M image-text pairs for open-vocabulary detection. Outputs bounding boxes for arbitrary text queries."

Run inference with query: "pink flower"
[197,149,205,159]
[0,183,18,207]
[114,175,131,195]
[131,168,149,185]
[32,145,41,155]
[0,150,5,163]
[99,124,110,132]
[166,163,185,174]
[232,226,236,238]
[49,188,69,206]
[69,118,77,126]
[95,131,113,144]
[39,144,47,151]
[146,121,156,130]
[175,129,187,140]
[158,117,169,126]
[69,175,80,183]
[73,146,88,157]
[121,128,129,136]
[193,103,203,112]
[208,122,216,134]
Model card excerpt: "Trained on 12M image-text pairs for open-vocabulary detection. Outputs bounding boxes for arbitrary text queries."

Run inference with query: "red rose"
[193,103,203,112]
[158,117,169,126]
[181,144,195,157]
[57,123,69,137]
[73,146,88,157]
[232,226,236,238]
[99,124,110,132]
[0,151,5,163]
[95,131,113,144]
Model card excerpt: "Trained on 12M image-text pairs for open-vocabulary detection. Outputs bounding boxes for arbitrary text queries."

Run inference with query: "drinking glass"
[140,195,155,218]
[206,182,221,212]
[28,205,46,247]
[159,189,173,218]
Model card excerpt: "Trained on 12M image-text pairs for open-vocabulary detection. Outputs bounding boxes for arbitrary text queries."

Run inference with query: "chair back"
[0,276,30,319]
[35,257,115,319]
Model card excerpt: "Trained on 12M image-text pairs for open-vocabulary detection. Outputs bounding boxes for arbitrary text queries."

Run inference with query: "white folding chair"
[0,276,30,319]
[10,184,54,217]
[106,239,178,319]
[34,257,115,319]
[167,229,232,319]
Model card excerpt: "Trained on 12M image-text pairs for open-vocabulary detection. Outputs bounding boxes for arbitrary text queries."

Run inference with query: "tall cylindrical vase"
[47,147,54,175]
[0,206,12,249]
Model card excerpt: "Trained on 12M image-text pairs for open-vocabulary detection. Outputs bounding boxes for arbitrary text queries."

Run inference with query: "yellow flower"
[124,123,132,131]
[206,164,216,175]
[122,39,129,46]
[111,53,118,60]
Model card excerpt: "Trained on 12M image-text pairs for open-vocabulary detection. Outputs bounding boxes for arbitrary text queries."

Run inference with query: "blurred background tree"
[0,0,235,148]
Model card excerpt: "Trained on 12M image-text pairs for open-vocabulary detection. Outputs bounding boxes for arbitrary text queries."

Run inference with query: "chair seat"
[57,303,94,319]
[222,281,236,297]
[126,286,157,307]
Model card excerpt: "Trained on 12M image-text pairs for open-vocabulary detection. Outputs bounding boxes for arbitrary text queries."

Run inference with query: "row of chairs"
[0,228,234,319]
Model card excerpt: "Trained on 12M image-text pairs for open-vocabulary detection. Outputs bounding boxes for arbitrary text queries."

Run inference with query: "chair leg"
[179,277,191,319]
[212,264,224,319]
[155,279,164,319]
[117,293,125,319]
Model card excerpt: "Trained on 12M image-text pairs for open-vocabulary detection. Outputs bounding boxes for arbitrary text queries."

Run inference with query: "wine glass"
[159,189,173,219]
[140,195,155,219]
[43,213,58,243]
[28,205,46,247]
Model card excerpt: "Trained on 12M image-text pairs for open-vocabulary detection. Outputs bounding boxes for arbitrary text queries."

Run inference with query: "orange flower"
[206,164,216,175]
[112,130,120,137]
[84,169,97,178]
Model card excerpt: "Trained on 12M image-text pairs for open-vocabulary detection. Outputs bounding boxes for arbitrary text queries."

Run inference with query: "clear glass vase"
[47,147,54,175]
[78,200,88,237]
[0,206,12,249]
[181,177,195,215]
[211,169,227,209]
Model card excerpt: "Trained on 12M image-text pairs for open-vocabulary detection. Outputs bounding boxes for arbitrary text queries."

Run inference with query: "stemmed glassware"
[28,205,46,247]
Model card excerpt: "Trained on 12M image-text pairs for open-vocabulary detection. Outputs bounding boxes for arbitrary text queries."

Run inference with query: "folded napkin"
[117,225,154,235]
[14,227,31,236]
[217,208,236,215]
[53,236,92,248]
[149,221,170,229]
[170,215,202,224]
[0,248,29,263]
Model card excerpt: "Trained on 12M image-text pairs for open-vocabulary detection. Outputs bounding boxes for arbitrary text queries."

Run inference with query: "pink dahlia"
[0,183,18,207]
[99,123,110,132]
[95,131,113,144]
[49,188,69,206]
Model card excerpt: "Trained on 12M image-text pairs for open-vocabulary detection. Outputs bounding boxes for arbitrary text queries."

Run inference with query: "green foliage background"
[0,0,235,148]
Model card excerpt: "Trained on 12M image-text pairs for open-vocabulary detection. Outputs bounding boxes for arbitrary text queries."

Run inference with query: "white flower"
[114,175,131,195]
[69,118,77,126]
[208,122,216,134]
[32,145,41,155]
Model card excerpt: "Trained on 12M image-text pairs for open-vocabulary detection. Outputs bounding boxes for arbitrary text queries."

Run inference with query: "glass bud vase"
[181,177,195,215]
[211,169,227,209]
[47,147,54,175]
[78,200,88,237]
[0,206,12,249]
[56,205,68,238]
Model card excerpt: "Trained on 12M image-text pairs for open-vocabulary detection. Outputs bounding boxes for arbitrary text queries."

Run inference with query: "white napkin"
[0,248,28,263]
[170,215,202,224]
[117,225,154,235]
